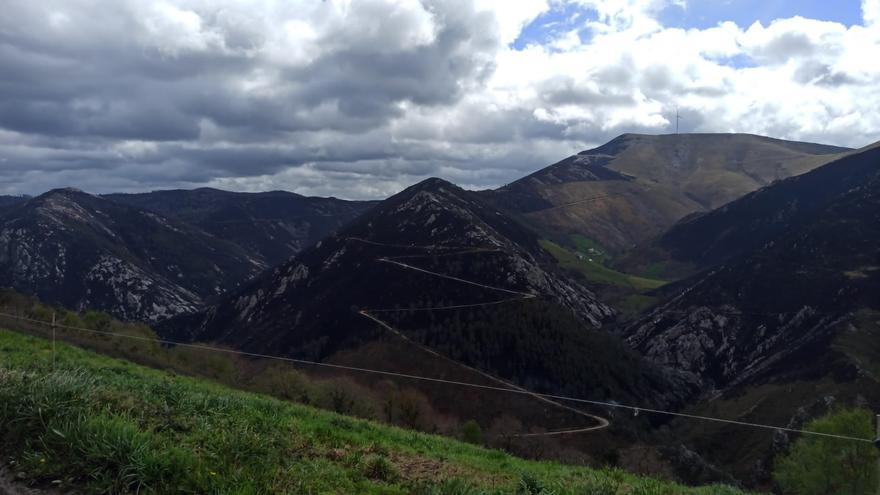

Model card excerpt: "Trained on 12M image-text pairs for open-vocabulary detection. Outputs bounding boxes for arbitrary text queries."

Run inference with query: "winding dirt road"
[349,237,611,435]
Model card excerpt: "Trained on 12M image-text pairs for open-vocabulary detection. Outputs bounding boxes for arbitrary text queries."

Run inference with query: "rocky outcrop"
[0,189,262,322]
[620,143,880,389]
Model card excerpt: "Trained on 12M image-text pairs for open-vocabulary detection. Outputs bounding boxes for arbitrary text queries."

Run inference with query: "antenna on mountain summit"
[675,107,681,134]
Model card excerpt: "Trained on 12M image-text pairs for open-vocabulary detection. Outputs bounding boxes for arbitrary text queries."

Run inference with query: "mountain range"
[0,188,372,321]
[1,132,876,488]
[160,178,696,406]
[105,188,374,267]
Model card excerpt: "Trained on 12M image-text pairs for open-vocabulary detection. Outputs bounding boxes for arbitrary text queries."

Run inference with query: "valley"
[8,1,880,492]
[1,133,877,493]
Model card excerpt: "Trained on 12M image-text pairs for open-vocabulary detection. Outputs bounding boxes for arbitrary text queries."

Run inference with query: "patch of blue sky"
[511,3,598,50]
[658,0,864,30]
[510,0,863,64]
[710,53,757,69]
[512,1,864,52]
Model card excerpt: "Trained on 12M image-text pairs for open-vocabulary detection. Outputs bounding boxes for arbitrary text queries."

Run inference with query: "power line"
[531,193,623,214]
[377,258,535,297]
[364,297,525,313]
[641,307,849,318]
[0,312,871,443]
[353,237,849,317]
[349,237,479,251]
[203,212,362,224]
[352,237,608,434]
[350,237,871,443]
[358,310,610,436]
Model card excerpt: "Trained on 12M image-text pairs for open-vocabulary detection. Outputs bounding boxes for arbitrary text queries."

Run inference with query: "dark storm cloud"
[290,8,497,115]
[0,0,515,195]
[0,1,872,198]
[0,98,201,141]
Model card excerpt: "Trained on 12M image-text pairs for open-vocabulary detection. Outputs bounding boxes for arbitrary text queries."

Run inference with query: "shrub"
[314,377,377,419]
[774,408,876,495]
[461,419,483,445]
[517,472,554,495]
[360,454,399,482]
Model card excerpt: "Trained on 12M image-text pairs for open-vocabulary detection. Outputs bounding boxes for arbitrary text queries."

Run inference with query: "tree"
[396,388,426,429]
[488,414,523,451]
[460,419,483,445]
[774,408,877,495]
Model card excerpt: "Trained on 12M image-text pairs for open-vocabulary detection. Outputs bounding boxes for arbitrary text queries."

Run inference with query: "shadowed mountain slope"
[615,142,880,485]
[162,178,697,410]
[106,188,375,267]
[0,189,264,321]
[622,143,880,389]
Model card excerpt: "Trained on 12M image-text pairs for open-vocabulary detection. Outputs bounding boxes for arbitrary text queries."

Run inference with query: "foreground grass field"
[0,329,752,494]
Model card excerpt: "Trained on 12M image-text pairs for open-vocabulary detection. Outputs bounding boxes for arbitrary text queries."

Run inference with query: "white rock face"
[0,227,57,285]
[274,264,309,297]
[0,189,260,323]
[83,255,200,322]
[625,302,843,389]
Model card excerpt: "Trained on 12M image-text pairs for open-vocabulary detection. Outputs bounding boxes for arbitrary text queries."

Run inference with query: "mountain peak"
[490,132,851,252]
[404,177,458,194]
[345,177,497,249]
[28,187,103,221]
[378,178,468,215]
[30,188,102,211]
[39,187,90,199]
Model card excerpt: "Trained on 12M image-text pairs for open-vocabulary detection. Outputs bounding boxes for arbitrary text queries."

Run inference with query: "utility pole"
[675,107,681,134]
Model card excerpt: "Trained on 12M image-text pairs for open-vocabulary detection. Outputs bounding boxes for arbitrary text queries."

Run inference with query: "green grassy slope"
[539,240,666,291]
[539,239,667,316]
[0,329,751,495]
[502,134,849,254]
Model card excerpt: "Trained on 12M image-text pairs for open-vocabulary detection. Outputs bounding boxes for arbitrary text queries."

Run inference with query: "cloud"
[865,0,880,26]
[0,0,878,198]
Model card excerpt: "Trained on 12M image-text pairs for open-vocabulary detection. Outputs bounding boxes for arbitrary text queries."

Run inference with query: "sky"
[0,0,878,199]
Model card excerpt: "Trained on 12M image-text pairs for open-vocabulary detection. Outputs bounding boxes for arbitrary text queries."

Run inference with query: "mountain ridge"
[0,188,266,321]
[159,177,698,421]
[620,143,880,389]
[105,187,376,267]
[485,133,851,252]
[620,140,879,276]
